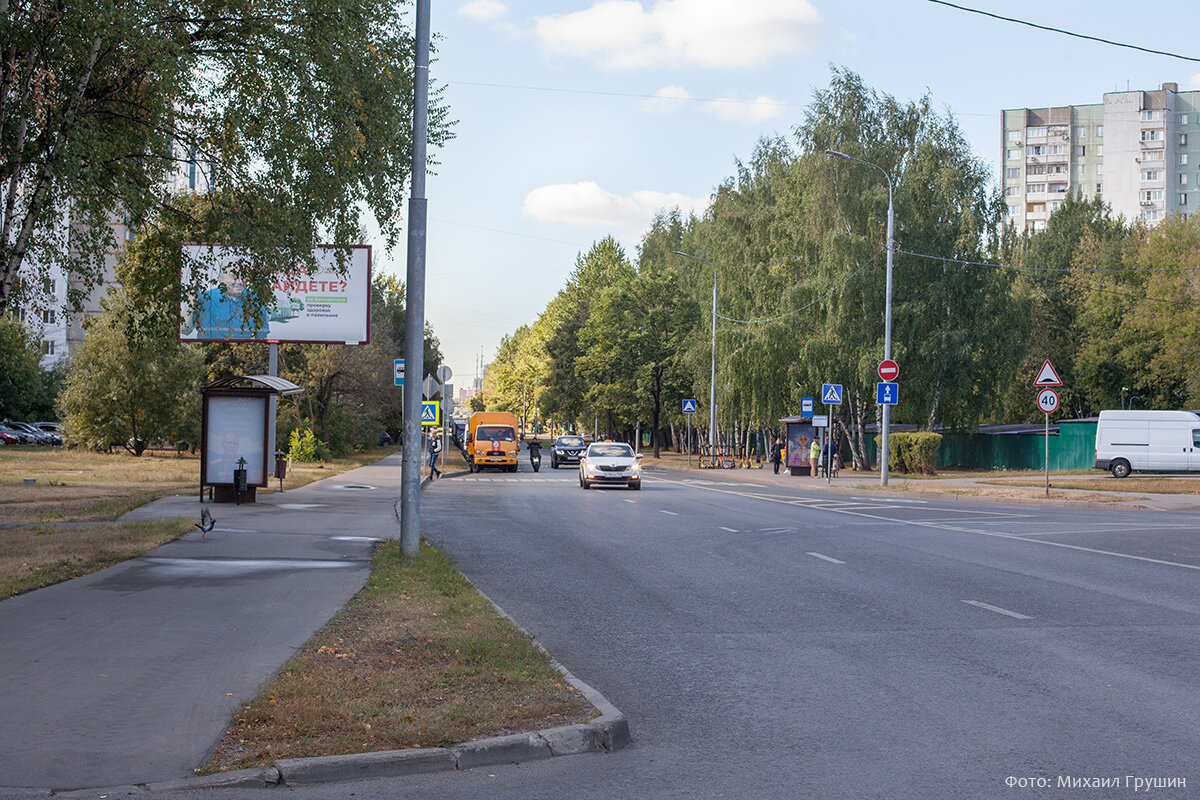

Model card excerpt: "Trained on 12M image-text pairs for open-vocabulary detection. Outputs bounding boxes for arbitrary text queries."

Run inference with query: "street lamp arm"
[825,150,894,197]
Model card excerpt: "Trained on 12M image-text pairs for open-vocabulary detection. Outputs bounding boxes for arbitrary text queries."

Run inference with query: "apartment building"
[1002,82,1200,231]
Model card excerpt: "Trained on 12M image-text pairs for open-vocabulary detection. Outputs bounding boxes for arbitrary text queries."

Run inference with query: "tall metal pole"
[400,0,430,558]
[672,251,718,448]
[825,150,895,487]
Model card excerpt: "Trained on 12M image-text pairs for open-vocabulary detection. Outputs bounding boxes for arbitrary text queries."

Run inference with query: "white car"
[579,442,642,490]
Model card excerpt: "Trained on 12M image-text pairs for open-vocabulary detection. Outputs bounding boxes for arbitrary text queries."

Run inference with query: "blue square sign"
[682,398,698,414]
[876,382,899,405]
[801,397,813,416]
[821,384,843,405]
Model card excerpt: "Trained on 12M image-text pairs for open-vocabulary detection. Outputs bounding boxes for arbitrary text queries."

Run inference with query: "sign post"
[821,384,842,485]
[1037,387,1059,497]
[682,398,697,468]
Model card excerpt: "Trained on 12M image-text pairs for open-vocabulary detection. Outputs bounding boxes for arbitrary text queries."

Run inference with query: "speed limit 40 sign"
[1037,388,1059,414]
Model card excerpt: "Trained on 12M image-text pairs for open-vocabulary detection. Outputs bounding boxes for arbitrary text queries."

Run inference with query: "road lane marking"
[660,510,679,516]
[624,499,637,504]
[719,526,739,532]
[962,600,1032,620]
[807,552,845,564]
[651,474,1200,572]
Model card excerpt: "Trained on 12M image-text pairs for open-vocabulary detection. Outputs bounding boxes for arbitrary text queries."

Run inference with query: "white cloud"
[642,85,692,114]
[459,0,508,21]
[534,0,822,69]
[523,182,710,228]
[703,95,786,123]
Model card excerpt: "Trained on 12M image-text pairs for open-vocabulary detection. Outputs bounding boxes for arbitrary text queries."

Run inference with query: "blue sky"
[368,0,1200,386]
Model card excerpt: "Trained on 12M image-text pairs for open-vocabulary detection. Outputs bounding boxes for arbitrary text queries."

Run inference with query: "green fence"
[861,420,1097,472]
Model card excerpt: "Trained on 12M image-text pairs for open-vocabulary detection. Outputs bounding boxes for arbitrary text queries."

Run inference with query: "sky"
[365,0,1200,389]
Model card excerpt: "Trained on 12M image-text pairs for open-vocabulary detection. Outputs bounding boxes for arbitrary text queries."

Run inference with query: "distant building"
[1002,82,1198,230]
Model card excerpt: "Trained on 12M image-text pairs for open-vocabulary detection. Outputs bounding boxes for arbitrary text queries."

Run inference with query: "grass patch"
[0,446,398,597]
[978,476,1200,494]
[861,480,1134,503]
[203,539,595,771]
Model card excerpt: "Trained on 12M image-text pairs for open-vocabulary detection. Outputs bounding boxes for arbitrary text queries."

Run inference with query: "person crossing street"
[428,432,442,478]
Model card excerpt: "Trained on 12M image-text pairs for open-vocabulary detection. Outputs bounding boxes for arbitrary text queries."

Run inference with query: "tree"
[0,313,41,418]
[57,291,203,454]
[1,0,452,314]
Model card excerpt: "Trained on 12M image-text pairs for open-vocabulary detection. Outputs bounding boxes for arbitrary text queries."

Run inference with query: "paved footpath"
[0,455,403,791]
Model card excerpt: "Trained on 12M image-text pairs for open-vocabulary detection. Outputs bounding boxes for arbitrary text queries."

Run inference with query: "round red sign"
[1037,388,1059,414]
[878,359,899,382]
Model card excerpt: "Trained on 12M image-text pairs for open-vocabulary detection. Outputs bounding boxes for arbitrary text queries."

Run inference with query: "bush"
[876,431,943,475]
[288,428,330,462]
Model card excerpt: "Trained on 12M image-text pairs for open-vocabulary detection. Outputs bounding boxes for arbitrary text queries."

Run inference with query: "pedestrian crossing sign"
[682,398,698,413]
[821,384,843,404]
[421,400,440,426]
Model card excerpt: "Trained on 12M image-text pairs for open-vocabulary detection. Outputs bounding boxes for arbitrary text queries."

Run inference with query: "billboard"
[180,244,370,344]
[203,394,268,486]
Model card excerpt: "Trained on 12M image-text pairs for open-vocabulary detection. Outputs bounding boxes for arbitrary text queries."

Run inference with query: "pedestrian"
[428,433,442,478]
[820,439,830,477]
[809,437,820,478]
[770,437,783,474]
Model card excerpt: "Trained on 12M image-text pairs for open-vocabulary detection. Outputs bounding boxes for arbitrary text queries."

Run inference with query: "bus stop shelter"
[200,375,302,503]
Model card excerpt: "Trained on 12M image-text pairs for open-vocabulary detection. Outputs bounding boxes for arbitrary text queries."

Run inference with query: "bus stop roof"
[201,375,303,396]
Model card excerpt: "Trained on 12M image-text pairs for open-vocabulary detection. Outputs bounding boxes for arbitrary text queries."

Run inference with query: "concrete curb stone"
[452,733,551,770]
[275,748,456,785]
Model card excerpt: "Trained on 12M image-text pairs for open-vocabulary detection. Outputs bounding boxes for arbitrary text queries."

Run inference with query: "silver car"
[579,442,642,490]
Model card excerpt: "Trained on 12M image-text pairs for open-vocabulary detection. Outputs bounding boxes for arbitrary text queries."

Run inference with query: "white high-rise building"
[1002,82,1198,231]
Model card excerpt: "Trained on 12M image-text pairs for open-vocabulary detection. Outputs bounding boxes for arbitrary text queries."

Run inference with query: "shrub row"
[875,431,943,475]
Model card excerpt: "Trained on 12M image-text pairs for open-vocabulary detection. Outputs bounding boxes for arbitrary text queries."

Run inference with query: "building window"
[1097,145,1103,156]
[1048,144,1067,156]
[1028,219,1046,232]
[1005,185,1020,196]
[1028,164,1048,175]
[1048,164,1067,175]
[1049,183,1068,194]
[1180,193,1188,206]
[1074,145,1086,156]
[1028,203,1045,214]
[1140,190,1164,202]
[1007,205,1020,216]
[1075,164,1085,177]
[1049,199,1063,212]
[40,340,54,356]
[1141,109,1163,121]
[1096,183,1103,193]
[1005,167,1021,179]
[1144,208,1163,222]
[1141,129,1163,141]
[1027,145,1046,156]
[1006,148,1021,160]
[1027,183,1046,194]
[1097,126,1104,137]
[1027,127,1047,137]
[1142,170,1163,181]
[1007,129,1021,141]
[1097,163,1103,175]
[1181,154,1189,165]
[41,309,55,324]
[1181,174,1189,185]
[1143,150,1164,161]
[1074,126,1086,139]
[1181,133,1189,146]
[1179,114,1189,126]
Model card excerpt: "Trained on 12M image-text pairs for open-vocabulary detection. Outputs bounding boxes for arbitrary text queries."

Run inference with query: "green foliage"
[57,292,203,455]
[0,315,43,419]
[288,428,330,462]
[878,432,943,475]
[1,0,452,314]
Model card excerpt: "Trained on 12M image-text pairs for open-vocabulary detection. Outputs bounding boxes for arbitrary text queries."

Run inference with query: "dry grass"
[860,480,1134,503]
[204,540,595,771]
[0,446,398,597]
[978,476,1200,495]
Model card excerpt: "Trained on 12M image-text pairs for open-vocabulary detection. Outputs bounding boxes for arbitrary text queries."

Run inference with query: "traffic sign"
[422,374,440,399]
[1037,388,1059,414]
[394,359,405,387]
[420,400,441,426]
[821,384,843,404]
[1034,359,1062,386]
[801,397,813,416]
[876,382,899,405]
[812,415,829,428]
[436,364,453,383]
[682,399,698,414]
[878,359,899,382]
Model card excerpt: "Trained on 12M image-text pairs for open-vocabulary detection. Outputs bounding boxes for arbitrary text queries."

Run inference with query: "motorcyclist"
[528,438,542,462]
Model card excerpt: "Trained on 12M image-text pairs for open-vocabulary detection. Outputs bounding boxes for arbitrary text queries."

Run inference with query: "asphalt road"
[3,454,1199,799]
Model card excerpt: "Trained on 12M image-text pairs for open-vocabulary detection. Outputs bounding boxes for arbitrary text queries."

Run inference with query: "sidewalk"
[0,455,405,790]
[640,452,1200,513]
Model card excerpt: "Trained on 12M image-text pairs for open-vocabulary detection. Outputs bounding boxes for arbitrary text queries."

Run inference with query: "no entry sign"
[878,359,899,382]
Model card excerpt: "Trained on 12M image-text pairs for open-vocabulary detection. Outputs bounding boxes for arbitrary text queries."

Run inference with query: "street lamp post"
[672,251,718,449]
[825,150,895,487]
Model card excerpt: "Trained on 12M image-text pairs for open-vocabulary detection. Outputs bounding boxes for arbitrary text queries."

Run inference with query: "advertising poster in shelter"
[786,422,816,471]
[205,395,267,485]
[180,244,370,344]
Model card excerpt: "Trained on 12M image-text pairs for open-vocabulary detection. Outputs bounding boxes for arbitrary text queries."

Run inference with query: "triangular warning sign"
[1034,359,1062,386]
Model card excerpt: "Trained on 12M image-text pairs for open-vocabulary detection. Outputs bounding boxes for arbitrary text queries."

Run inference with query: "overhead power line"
[927,0,1200,63]
[898,248,1200,274]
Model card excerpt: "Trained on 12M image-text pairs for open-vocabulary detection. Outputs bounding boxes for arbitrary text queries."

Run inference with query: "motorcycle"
[529,443,542,472]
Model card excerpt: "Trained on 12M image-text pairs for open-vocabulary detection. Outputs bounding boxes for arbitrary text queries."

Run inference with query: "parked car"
[0,423,35,444]
[550,435,586,469]
[6,421,57,446]
[0,428,17,445]
[1094,409,1200,478]
[578,441,642,490]
[34,422,65,445]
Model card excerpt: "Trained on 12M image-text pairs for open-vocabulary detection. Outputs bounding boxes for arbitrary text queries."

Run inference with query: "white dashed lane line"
[807,552,846,565]
[660,510,679,516]
[962,600,1032,620]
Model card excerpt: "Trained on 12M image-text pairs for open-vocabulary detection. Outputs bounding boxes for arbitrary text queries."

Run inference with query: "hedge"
[875,431,943,475]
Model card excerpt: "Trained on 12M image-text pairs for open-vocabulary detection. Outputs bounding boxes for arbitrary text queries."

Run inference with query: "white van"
[1094,410,1200,478]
